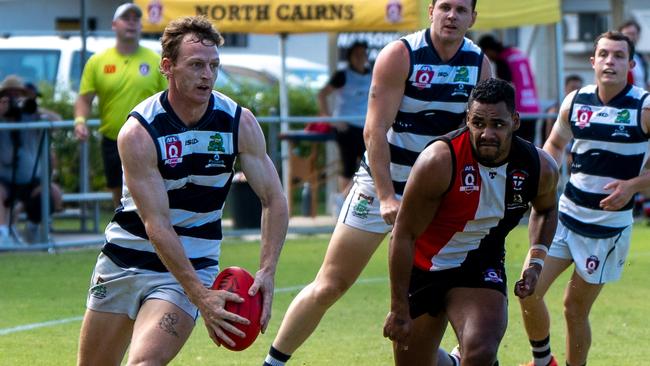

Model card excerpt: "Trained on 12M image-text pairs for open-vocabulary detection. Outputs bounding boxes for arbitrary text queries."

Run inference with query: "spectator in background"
[544,74,583,142]
[318,41,372,199]
[619,19,648,90]
[479,34,541,144]
[74,3,167,207]
[0,75,63,246]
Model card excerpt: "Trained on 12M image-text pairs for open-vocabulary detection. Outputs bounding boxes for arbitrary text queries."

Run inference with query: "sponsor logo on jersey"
[104,64,117,74]
[185,138,199,146]
[611,124,631,138]
[576,105,592,129]
[412,65,435,89]
[385,0,403,23]
[451,83,469,97]
[460,164,479,193]
[453,66,470,83]
[507,193,528,210]
[205,133,227,168]
[205,154,226,168]
[585,255,600,274]
[164,135,183,167]
[615,109,631,124]
[139,63,150,76]
[483,268,504,283]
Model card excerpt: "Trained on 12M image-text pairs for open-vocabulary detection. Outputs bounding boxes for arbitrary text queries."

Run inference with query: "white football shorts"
[337,167,398,234]
[549,220,631,284]
[86,252,219,320]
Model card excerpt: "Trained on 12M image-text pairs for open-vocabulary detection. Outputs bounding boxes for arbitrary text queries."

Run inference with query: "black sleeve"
[328,70,346,89]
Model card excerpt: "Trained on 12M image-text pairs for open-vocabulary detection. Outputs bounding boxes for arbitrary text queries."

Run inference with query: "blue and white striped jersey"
[560,84,650,238]
[102,90,241,271]
[362,29,484,195]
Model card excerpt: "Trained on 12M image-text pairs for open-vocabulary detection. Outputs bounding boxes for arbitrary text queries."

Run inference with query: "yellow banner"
[135,0,422,33]
[472,0,561,30]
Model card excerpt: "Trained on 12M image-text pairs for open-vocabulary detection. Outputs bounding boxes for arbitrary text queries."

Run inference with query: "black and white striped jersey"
[362,29,484,196]
[560,84,650,238]
[102,90,241,272]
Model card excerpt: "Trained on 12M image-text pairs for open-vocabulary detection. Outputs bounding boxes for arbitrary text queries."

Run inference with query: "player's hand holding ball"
[210,266,263,351]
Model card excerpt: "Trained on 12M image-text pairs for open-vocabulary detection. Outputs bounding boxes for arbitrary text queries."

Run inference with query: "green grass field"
[1,224,649,365]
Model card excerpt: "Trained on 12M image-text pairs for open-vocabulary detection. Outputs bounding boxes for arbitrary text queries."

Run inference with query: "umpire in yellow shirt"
[74,3,167,207]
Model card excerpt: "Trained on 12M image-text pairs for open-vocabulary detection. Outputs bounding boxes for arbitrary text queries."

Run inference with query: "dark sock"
[530,335,552,366]
[263,345,291,366]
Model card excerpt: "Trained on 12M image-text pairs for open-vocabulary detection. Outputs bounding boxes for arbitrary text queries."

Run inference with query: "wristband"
[74,116,87,125]
[528,257,545,268]
[530,244,549,254]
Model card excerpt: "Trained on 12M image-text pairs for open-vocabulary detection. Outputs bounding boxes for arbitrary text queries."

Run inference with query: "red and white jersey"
[414,128,540,272]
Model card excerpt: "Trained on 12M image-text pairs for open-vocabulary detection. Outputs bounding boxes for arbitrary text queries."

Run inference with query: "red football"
[211,266,262,351]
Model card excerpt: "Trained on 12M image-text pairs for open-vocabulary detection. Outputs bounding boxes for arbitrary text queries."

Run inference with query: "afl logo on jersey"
[460,164,479,193]
[412,65,435,89]
[139,63,150,76]
[164,135,183,167]
[576,105,593,129]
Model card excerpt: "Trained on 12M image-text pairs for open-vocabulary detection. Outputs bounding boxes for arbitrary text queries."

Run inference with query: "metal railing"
[0,112,558,252]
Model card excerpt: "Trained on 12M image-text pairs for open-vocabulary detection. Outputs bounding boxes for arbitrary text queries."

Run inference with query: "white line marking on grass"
[0,316,83,336]
[0,277,388,336]
[275,276,386,293]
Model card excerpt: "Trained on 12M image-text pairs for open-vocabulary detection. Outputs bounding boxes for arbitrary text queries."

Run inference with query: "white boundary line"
[0,316,84,336]
[0,277,388,336]
[6,249,650,336]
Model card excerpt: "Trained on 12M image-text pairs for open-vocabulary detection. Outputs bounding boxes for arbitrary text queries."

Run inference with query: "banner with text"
[135,0,423,33]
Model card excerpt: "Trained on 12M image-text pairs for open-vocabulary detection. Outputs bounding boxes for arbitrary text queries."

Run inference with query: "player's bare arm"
[514,149,559,299]
[479,54,493,81]
[543,92,575,164]
[383,141,452,344]
[237,108,289,333]
[600,104,650,210]
[117,118,249,347]
[363,40,409,224]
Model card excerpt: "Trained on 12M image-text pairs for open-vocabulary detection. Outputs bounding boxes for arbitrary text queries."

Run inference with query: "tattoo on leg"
[158,312,179,337]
